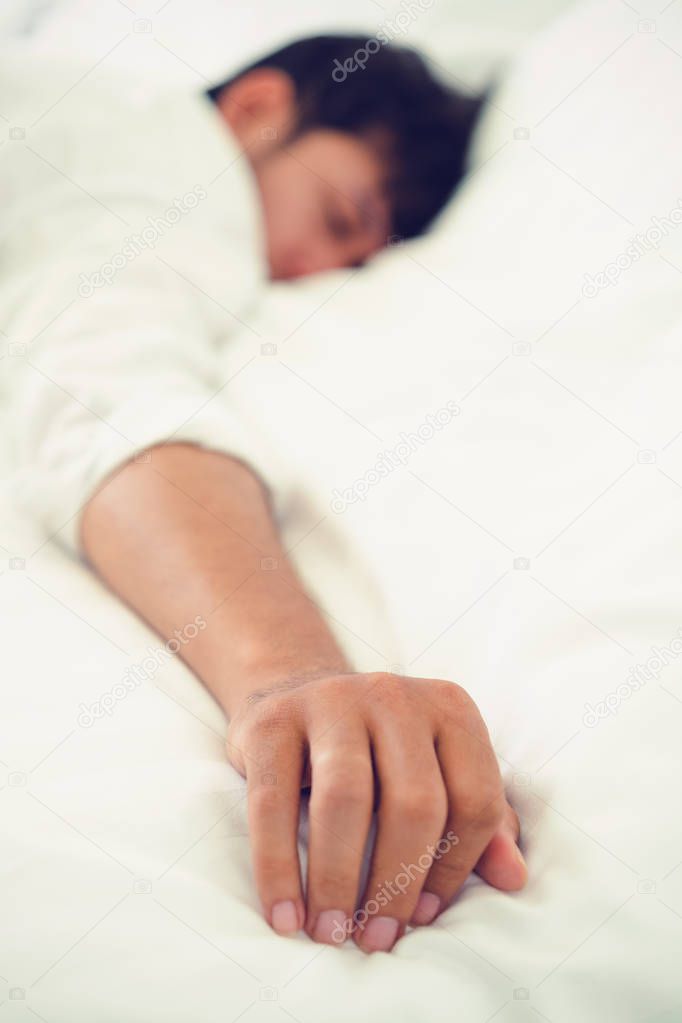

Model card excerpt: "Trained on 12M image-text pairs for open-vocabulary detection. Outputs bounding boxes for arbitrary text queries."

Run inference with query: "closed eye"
[324,201,357,241]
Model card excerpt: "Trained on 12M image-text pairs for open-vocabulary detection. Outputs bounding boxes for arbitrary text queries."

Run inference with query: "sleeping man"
[1,35,527,954]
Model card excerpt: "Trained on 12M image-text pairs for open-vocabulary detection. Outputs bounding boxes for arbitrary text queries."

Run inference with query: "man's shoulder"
[1,48,221,160]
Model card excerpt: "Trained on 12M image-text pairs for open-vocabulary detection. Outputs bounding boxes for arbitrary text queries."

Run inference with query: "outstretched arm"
[82,443,527,953]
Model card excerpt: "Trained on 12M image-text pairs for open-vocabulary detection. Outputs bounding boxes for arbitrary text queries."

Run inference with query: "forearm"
[81,444,527,953]
[80,443,349,715]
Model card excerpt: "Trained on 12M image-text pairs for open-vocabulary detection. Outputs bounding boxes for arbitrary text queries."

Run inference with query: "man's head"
[209,36,482,280]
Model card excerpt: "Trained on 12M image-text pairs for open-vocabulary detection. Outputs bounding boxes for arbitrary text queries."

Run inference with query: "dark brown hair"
[208,34,484,239]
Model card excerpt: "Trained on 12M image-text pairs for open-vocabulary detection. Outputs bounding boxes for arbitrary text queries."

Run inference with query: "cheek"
[260,160,319,250]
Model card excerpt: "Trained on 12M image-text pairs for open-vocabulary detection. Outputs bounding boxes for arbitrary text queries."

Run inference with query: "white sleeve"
[5,248,283,558]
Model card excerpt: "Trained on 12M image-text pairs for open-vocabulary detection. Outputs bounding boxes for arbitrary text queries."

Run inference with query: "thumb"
[474,800,527,891]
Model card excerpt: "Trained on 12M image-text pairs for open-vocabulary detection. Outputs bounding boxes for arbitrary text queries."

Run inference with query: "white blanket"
[2,1,682,1020]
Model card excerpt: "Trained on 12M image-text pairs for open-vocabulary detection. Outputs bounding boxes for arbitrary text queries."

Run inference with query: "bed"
[1,1,682,1019]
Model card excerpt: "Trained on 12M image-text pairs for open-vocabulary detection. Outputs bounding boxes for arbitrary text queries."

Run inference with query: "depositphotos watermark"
[331,830,459,943]
[77,185,207,297]
[582,627,682,727]
[331,0,434,82]
[581,197,682,298]
[77,615,206,727]
[331,400,460,513]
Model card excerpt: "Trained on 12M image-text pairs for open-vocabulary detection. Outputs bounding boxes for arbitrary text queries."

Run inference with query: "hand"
[226,671,527,953]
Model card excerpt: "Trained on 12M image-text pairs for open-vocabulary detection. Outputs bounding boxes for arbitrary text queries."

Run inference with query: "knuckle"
[368,671,408,694]
[249,781,286,816]
[314,768,370,814]
[241,700,296,750]
[367,672,412,711]
[312,675,347,700]
[367,671,398,687]
[256,846,290,873]
[433,678,485,719]
[457,785,505,829]
[433,680,479,724]
[257,854,296,890]
[433,677,461,697]
[429,852,465,882]
[388,784,447,828]
[435,679,470,709]
[240,704,279,740]
[311,863,355,895]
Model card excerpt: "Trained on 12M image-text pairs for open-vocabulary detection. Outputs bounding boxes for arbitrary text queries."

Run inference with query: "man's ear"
[215,68,297,155]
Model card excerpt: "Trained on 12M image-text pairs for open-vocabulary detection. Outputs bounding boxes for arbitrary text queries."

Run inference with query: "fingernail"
[313,908,348,944]
[514,844,528,874]
[361,915,400,952]
[412,891,441,926]
[271,900,299,935]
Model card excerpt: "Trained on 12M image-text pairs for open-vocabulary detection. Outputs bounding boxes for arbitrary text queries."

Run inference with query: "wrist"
[175,560,351,717]
[225,657,351,717]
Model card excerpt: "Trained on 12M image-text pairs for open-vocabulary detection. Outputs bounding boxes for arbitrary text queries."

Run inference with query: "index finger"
[246,724,307,936]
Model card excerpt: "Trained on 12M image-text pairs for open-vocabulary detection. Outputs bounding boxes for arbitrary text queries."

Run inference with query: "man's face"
[216,69,392,280]
[253,128,392,280]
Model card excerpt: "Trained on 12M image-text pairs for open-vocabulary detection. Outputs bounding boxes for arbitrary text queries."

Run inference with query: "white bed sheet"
[2,1,682,1020]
